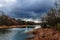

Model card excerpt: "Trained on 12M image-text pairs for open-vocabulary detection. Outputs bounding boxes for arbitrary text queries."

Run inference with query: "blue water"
[12,28,33,40]
[0,28,33,40]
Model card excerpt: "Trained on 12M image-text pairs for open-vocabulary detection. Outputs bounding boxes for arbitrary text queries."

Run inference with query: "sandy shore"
[0,25,27,28]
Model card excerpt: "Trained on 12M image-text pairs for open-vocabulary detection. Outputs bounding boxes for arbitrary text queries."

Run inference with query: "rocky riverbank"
[27,28,60,40]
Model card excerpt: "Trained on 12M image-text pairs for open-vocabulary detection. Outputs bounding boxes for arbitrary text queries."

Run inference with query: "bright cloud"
[22,18,42,23]
[0,0,16,7]
[5,0,16,3]
[0,4,3,7]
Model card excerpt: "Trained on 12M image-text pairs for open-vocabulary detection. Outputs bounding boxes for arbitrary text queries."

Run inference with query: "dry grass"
[27,28,60,40]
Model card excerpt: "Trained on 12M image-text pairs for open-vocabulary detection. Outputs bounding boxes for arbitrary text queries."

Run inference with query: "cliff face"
[27,28,60,40]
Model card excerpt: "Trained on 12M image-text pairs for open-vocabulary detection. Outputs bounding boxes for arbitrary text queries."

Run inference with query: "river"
[0,25,41,40]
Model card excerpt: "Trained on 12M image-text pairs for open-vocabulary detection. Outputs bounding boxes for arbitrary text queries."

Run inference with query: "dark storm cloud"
[12,7,49,18]
[0,0,55,18]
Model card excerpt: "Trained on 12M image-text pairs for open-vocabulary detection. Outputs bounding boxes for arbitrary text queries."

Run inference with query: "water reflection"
[0,29,11,34]
[0,25,41,40]
[34,25,41,29]
[0,28,33,40]
[0,29,17,40]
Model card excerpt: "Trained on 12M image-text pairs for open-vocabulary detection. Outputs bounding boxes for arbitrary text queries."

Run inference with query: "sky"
[0,0,55,19]
[0,0,56,22]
